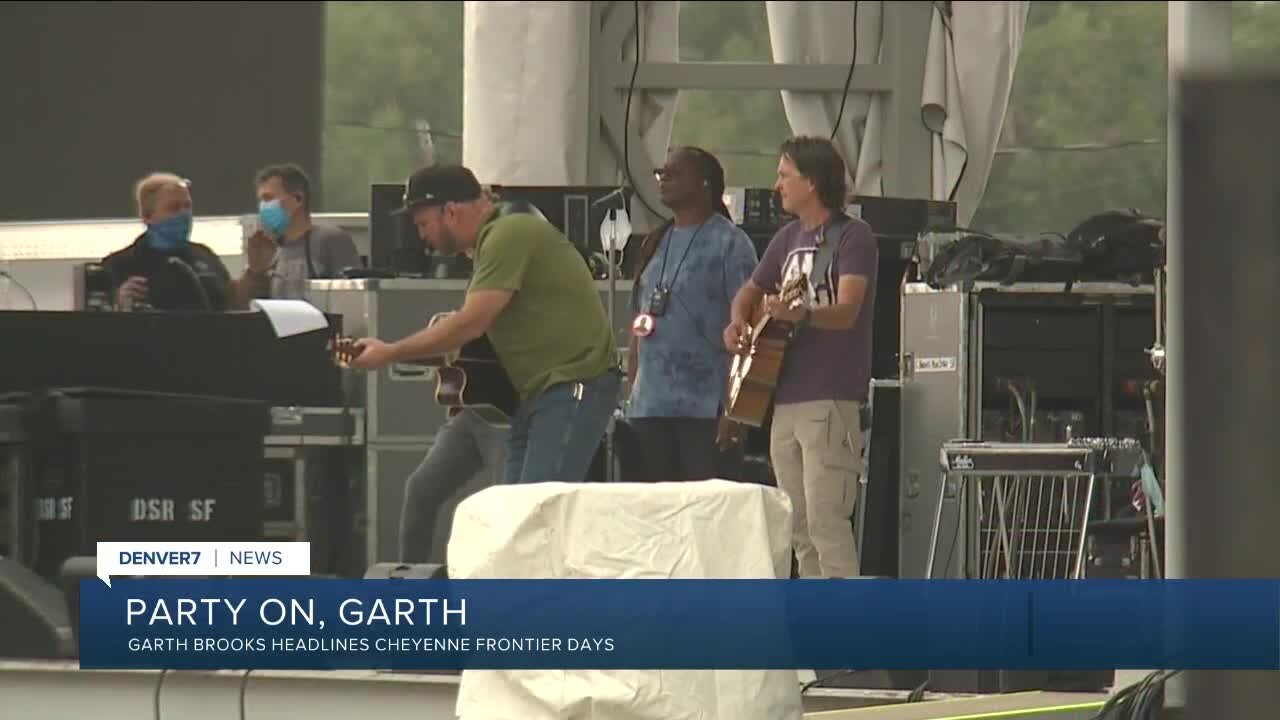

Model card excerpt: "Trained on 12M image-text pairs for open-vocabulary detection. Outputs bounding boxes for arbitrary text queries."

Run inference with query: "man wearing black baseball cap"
[348,164,620,486]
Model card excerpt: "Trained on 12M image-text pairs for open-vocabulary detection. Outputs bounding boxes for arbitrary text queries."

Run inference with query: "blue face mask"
[259,199,291,235]
[146,212,193,252]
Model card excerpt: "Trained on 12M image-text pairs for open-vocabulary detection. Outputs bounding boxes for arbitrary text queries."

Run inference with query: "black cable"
[653,219,705,293]
[327,119,1161,161]
[153,667,169,720]
[327,120,462,139]
[627,1,668,222]
[1089,670,1180,720]
[801,669,860,694]
[803,671,931,700]
[937,492,965,578]
[0,271,38,310]
[906,679,929,702]
[830,1,860,141]
[937,225,1003,240]
[239,669,253,720]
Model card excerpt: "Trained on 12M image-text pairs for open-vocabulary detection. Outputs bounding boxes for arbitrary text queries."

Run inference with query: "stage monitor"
[368,183,429,276]
[490,185,630,257]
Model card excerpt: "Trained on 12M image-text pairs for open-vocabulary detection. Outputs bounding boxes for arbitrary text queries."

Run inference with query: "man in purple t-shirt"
[723,136,878,579]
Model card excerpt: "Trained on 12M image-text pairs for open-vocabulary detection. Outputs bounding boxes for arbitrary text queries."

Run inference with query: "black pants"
[625,417,742,483]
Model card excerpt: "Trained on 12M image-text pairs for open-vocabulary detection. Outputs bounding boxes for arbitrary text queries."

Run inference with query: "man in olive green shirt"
[349,164,620,485]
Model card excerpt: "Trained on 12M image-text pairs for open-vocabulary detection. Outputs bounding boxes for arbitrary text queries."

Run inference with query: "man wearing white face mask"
[239,163,361,301]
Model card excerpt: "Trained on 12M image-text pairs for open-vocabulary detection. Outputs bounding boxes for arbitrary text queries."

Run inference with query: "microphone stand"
[166,256,213,311]
[595,186,630,485]
[606,204,619,485]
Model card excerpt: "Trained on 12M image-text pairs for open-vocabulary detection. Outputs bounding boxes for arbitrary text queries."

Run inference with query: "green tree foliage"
[977,1,1280,233]
[672,2,792,186]
[320,1,1280,232]
[1234,0,1280,65]
[974,1,1169,233]
[321,1,463,212]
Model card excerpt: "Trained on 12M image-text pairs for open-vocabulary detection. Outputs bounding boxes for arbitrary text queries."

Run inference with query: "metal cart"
[926,438,1149,580]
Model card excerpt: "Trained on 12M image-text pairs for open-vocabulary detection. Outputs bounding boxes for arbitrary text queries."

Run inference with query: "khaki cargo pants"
[770,399,863,578]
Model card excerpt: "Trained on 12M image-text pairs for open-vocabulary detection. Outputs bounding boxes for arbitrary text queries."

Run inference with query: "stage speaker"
[369,183,431,275]
[364,562,448,580]
[21,388,267,581]
[0,556,74,659]
[489,185,625,254]
[858,380,900,578]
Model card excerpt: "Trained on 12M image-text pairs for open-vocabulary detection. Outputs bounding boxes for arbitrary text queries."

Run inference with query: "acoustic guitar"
[723,274,809,427]
[330,312,520,425]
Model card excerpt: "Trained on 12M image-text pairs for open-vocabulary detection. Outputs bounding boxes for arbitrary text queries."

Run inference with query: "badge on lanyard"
[632,312,655,337]
[648,286,670,316]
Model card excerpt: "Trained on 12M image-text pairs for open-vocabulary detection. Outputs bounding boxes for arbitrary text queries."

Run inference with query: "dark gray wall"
[0,1,325,221]
[1179,70,1280,718]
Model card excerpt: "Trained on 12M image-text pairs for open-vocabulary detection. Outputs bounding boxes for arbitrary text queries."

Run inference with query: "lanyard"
[655,217,709,291]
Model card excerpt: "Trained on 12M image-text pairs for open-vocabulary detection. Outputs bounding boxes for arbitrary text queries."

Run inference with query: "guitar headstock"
[329,334,361,368]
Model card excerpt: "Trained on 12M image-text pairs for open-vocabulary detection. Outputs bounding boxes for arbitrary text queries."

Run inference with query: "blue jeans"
[504,370,621,484]
[399,409,508,562]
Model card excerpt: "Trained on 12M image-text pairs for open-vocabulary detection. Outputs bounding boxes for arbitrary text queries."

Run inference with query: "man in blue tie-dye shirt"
[624,147,758,483]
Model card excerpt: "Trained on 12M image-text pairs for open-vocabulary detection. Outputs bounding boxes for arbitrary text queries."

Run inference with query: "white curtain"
[594,2,680,186]
[765,0,886,198]
[765,1,1029,226]
[463,0,679,219]
[923,2,1029,226]
[462,1,591,185]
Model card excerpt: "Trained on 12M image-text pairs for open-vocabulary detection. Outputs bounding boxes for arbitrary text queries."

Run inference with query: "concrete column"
[1176,68,1280,719]
[880,0,935,199]
[1163,3,1230,712]
[1164,4,1280,719]
[1164,0,1231,586]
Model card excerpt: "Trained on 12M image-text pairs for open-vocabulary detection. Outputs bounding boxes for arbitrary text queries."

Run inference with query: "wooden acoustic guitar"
[724,274,809,427]
[331,312,520,425]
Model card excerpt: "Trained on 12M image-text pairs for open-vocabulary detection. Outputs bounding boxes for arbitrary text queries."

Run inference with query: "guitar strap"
[808,213,850,294]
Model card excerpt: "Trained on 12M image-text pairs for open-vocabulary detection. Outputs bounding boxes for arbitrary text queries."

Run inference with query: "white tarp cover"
[766,1,1028,226]
[448,480,802,720]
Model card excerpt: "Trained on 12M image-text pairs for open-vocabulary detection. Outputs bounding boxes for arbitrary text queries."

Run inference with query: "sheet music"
[250,299,329,338]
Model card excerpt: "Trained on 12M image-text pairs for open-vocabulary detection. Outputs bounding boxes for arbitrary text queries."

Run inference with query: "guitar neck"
[331,325,499,369]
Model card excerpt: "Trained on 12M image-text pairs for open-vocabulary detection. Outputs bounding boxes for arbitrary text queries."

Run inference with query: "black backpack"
[1066,209,1165,284]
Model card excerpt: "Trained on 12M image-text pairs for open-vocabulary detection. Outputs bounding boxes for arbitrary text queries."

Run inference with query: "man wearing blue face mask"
[101,172,240,312]
[235,163,360,301]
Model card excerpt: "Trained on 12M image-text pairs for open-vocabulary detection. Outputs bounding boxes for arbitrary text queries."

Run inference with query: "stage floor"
[0,660,1109,720]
